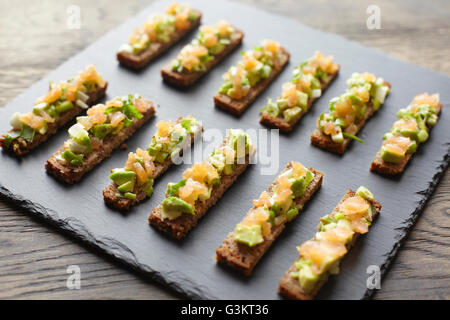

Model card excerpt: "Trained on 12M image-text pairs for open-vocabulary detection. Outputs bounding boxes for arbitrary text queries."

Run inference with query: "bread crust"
[148,146,252,240]
[310,81,391,155]
[1,83,108,156]
[103,119,203,211]
[45,101,156,184]
[259,68,340,132]
[216,164,324,276]
[117,11,202,70]
[370,101,442,175]
[214,47,290,115]
[161,28,244,87]
[278,189,382,300]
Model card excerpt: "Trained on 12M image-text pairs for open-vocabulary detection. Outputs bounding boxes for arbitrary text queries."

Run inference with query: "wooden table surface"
[0,0,449,299]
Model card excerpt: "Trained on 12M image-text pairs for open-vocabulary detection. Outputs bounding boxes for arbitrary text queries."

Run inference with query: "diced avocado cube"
[161,196,194,215]
[331,132,344,143]
[124,192,136,200]
[56,101,73,114]
[61,150,84,166]
[310,76,321,89]
[33,103,47,116]
[380,146,405,164]
[417,129,429,143]
[92,124,113,139]
[166,179,187,197]
[233,223,264,247]
[286,208,299,221]
[276,98,289,111]
[334,117,346,128]
[426,114,437,126]
[223,164,234,175]
[118,180,135,193]
[181,118,195,132]
[399,128,418,141]
[290,178,307,198]
[406,140,417,154]
[68,123,92,152]
[374,85,389,104]
[355,186,374,202]
[283,107,302,123]
[261,65,272,79]
[298,264,319,294]
[109,169,136,186]
[142,178,154,197]
[297,91,308,109]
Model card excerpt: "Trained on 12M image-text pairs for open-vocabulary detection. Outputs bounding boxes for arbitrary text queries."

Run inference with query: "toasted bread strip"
[161,28,244,87]
[216,164,323,276]
[45,102,156,184]
[149,135,253,240]
[214,47,290,116]
[117,10,202,70]
[103,118,203,211]
[311,81,391,155]
[370,100,442,175]
[278,189,382,300]
[1,84,107,156]
[260,68,339,132]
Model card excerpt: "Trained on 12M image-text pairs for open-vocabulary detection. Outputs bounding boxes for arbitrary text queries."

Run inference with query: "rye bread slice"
[103,118,203,211]
[117,11,202,70]
[370,101,442,175]
[45,101,156,184]
[214,47,290,116]
[310,81,391,155]
[278,189,382,300]
[216,163,324,276]
[1,83,108,156]
[148,142,252,240]
[161,28,244,87]
[259,68,339,132]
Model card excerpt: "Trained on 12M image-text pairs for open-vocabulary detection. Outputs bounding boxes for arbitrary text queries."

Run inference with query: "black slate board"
[1,0,449,300]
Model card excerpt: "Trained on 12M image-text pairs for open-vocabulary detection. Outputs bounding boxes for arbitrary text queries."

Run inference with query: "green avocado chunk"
[92,124,114,139]
[283,107,302,123]
[124,192,136,200]
[380,145,405,164]
[109,169,136,186]
[118,180,135,193]
[61,150,84,166]
[142,178,154,197]
[233,223,264,247]
[355,186,374,202]
[166,179,187,197]
[297,264,319,294]
[162,197,194,215]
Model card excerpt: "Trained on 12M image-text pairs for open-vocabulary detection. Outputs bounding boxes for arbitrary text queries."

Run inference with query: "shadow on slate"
[0,0,449,299]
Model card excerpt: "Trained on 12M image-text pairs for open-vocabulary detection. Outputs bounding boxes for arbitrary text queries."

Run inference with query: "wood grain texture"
[0,0,448,299]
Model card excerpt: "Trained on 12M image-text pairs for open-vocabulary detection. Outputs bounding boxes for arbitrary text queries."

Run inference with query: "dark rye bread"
[161,28,244,87]
[216,164,324,276]
[1,83,107,156]
[103,119,203,211]
[149,153,252,240]
[214,47,290,116]
[310,81,391,155]
[117,11,202,70]
[260,67,340,132]
[278,189,382,300]
[370,101,442,175]
[45,101,156,184]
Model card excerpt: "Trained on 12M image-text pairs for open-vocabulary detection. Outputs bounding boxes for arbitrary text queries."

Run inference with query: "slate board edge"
[0,0,449,300]
[364,150,449,299]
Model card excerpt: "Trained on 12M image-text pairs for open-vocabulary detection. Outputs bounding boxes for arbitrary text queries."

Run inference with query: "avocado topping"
[317,72,390,143]
[291,186,376,292]
[378,93,440,163]
[260,51,339,122]
[159,129,254,220]
[233,162,314,247]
